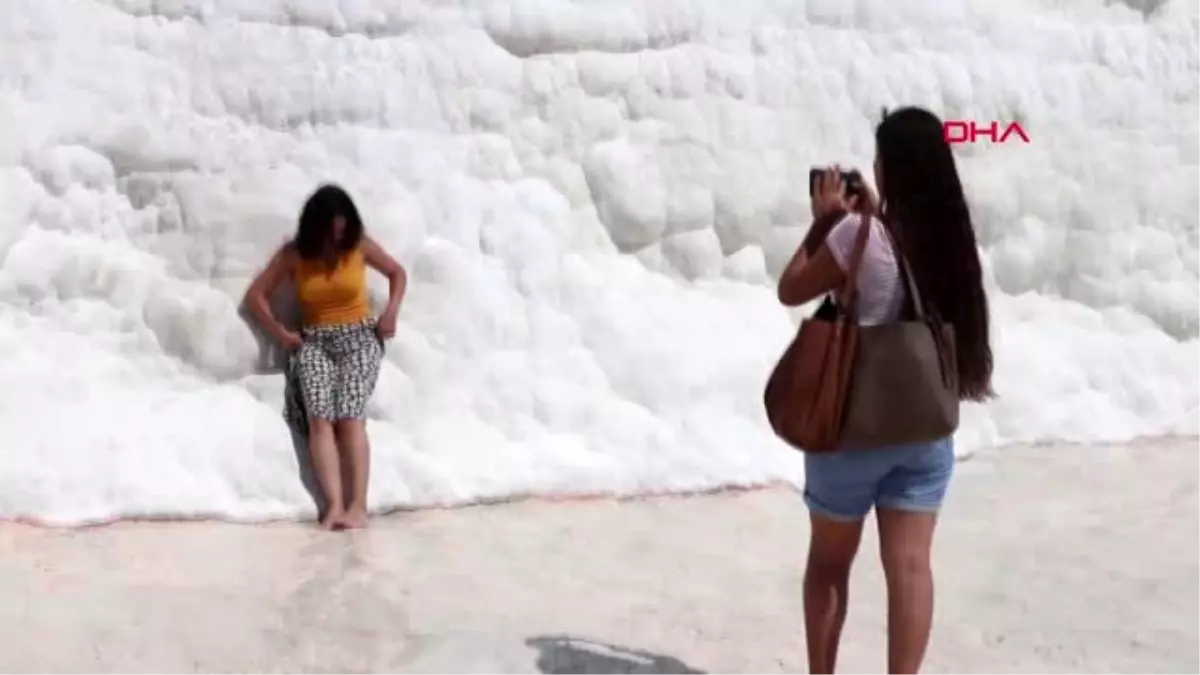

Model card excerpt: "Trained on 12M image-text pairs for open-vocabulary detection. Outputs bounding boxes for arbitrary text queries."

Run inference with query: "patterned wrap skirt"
[284,318,383,432]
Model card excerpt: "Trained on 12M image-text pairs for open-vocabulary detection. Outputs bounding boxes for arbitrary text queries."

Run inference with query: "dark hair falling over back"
[293,184,364,260]
[875,106,994,400]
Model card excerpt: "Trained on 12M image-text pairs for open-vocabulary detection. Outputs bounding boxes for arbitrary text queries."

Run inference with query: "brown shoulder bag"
[763,211,960,453]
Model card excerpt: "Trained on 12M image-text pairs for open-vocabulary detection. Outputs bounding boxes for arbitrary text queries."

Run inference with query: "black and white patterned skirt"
[287,318,384,423]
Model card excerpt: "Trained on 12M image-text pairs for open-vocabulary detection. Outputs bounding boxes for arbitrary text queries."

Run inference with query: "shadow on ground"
[526,636,704,674]
[239,278,326,518]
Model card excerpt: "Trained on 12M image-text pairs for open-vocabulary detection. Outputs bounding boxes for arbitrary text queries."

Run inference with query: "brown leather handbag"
[763,211,960,453]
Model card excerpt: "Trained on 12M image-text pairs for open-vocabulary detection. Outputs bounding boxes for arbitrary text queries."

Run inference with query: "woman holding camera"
[776,106,994,673]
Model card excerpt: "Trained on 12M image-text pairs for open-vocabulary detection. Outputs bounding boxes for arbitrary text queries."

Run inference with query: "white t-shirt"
[824,212,907,326]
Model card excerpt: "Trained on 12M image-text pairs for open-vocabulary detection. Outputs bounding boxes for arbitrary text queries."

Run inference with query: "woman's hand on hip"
[277,329,303,351]
[376,307,398,340]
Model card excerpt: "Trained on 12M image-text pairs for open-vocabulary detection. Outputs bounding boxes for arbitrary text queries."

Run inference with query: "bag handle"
[879,224,926,320]
[833,198,933,328]
[836,194,956,391]
[835,210,873,315]
[879,216,957,390]
[845,198,928,321]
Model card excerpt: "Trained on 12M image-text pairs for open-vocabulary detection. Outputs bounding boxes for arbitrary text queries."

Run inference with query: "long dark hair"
[293,184,364,260]
[875,106,994,400]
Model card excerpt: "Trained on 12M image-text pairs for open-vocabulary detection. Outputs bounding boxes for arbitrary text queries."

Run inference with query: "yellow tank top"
[293,247,371,326]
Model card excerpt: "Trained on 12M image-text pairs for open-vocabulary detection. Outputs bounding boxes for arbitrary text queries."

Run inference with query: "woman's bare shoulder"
[264,241,301,274]
[275,240,298,260]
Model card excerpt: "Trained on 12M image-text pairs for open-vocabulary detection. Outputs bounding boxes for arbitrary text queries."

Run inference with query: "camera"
[808,167,864,198]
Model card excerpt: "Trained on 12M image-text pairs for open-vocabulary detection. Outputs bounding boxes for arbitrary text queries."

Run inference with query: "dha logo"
[943,120,1030,144]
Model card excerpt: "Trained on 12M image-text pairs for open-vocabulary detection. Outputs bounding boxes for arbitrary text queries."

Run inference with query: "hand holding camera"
[809,166,877,219]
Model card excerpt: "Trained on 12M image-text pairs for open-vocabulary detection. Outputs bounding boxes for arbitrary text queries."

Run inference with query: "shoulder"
[826,211,852,232]
[272,242,301,270]
[277,241,299,261]
[358,235,405,275]
[825,212,889,268]
[826,211,867,249]
[828,211,872,236]
[359,235,383,254]
[829,212,889,246]
[358,235,391,263]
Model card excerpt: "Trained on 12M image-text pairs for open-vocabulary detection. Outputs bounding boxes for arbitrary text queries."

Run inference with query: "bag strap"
[880,216,957,389]
[836,211,873,316]
[879,223,926,320]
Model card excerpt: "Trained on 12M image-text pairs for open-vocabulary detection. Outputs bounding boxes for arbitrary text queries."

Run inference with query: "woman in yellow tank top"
[245,184,408,530]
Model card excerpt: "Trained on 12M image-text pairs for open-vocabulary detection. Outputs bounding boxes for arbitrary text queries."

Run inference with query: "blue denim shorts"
[803,436,956,521]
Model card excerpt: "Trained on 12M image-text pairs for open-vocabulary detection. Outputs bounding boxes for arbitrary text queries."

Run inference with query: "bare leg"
[335,419,370,529]
[308,418,344,530]
[804,513,866,674]
[877,508,939,674]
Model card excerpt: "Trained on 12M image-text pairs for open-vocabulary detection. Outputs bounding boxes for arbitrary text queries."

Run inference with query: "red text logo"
[943,120,1030,144]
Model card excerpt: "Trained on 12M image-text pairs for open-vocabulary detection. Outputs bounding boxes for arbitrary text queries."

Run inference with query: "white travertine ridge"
[0,0,1195,523]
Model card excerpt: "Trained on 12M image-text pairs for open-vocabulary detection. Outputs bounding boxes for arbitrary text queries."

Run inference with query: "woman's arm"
[777,243,845,307]
[777,207,854,307]
[244,244,296,343]
[362,236,407,314]
[798,208,848,257]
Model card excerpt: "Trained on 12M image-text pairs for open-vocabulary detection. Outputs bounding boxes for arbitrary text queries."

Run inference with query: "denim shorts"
[803,436,956,521]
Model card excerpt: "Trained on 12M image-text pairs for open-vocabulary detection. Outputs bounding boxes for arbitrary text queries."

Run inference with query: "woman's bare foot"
[341,508,369,529]
[319,509,346,531]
